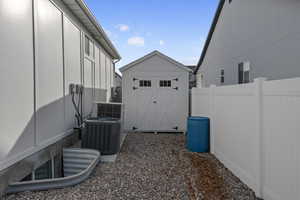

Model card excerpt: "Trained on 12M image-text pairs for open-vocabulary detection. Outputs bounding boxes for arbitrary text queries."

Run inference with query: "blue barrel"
[187,117,210,153]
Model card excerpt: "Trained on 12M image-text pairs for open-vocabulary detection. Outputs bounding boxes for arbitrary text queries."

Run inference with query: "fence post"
[254,78,266,198]
[209,85,216,154]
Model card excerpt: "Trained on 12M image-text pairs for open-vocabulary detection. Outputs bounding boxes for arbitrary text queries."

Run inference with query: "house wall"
[114,74,122,87]
[53,0,115,102]
[64,16,82,130]
[192,77,300,200]
[198,0,300,87]
[0,0,35,162]
[0,0,114,172]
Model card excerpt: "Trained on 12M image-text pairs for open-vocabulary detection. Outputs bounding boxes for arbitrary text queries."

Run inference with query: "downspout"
[113,59,121,85]
[111,59,121,101]
[113,59,121,75]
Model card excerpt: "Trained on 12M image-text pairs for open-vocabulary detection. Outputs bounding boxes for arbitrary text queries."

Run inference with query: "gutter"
[194,0,225,74]
[74,0,121,60]
[113,59,121,77]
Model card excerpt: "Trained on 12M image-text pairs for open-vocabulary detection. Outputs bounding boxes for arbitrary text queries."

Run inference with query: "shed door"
[156,77,180,131]
[132,74,183,131]
[133,77,157,131]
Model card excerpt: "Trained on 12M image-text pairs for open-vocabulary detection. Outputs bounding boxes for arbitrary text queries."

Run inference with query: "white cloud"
[159,40,165,46]
[128,36,145,47]
[103,28,118,40]
[116,24,130,32]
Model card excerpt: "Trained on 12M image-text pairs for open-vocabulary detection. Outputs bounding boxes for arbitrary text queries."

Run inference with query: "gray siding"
[114,74,122,88]
[199,0,300,87]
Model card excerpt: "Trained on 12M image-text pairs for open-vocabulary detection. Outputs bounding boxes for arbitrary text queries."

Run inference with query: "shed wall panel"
[126,55,184,74]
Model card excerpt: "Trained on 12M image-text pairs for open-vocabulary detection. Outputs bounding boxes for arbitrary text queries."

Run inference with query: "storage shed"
[120,51,191,132]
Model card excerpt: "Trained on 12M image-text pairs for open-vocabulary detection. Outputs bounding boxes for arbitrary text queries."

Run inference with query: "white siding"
[100,48,106,90]
[63,16,81,130]
[0,0,35,160]
[122,53,189,132]
[35,0,65,145]
[106,55,112,101]
[0,0,116,171]
[83,58,94,116]
[125,54,184,74]
[94,46,100,89]
[94,45,103,101]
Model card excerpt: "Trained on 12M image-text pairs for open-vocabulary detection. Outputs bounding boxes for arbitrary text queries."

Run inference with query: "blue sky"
[84,0,219,72]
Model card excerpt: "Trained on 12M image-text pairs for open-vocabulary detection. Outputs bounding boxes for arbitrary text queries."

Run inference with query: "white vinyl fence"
[192,77,300,200]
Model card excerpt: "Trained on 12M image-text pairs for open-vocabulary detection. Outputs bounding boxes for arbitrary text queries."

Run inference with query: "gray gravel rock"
[8,133,189,200]
[7,133,258,200]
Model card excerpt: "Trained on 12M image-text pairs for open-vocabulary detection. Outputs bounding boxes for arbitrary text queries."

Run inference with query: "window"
[238,61,250,84]
[21,155,63,182]
[139,80,151,87]
[85,35,90,56]
[35,160,52,180]
[160,80,172,87]
[197,73,204,88]
[220,69,225,84]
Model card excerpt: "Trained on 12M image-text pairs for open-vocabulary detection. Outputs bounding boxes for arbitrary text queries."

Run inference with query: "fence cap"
[188,116,210,121]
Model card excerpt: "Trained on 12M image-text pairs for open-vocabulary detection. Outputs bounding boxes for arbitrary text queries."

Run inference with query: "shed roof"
[61,0,121,60]
[186,65,197,72]
[194,0,225,74]
[119,51,192,73]
[115,72,122,79]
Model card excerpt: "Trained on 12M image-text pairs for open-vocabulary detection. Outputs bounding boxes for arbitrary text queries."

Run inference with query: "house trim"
[59,0,121,60]
[119,51,192,73]
[194,0,226,74]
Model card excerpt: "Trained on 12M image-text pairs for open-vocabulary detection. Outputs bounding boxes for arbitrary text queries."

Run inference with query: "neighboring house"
[0,0,120,193]
[111,72,122,102]
[120,51,191,133]
[114,72,122,87]
[186,65,197,89]
[194,0,300,87]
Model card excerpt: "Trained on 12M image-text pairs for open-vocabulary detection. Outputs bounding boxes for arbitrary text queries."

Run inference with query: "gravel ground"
[180,152,257,200]
[7,133,257,200]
